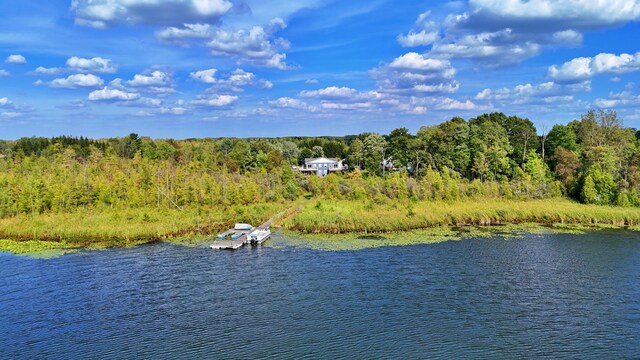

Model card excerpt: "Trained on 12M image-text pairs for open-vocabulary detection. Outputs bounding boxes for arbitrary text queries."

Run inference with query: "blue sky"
[1,0,640,139]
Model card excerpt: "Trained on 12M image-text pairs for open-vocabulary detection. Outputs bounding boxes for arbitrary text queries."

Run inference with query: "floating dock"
[209,236,246,250]
[210,220,272,250]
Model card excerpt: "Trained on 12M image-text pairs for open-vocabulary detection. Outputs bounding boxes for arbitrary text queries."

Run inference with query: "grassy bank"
[0,202,289,254]
[3,197,640,256]
[282,198,640,234]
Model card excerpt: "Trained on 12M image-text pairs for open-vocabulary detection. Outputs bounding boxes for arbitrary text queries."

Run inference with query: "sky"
[1,0,640,139]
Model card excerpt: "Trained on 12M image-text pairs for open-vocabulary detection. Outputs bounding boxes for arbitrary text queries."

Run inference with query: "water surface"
[1,230,639,359]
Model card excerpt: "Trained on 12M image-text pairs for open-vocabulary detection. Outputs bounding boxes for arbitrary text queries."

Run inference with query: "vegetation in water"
[283,198,640,234]
[268,224,600,251]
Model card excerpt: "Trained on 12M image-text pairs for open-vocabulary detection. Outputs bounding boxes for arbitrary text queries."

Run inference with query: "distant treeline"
[1,109,639,218]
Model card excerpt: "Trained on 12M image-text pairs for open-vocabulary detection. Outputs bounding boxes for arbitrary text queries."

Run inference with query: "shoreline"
[2,198,640,255]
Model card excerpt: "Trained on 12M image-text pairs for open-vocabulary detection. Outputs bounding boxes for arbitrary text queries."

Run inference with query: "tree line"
[0,109,639,218]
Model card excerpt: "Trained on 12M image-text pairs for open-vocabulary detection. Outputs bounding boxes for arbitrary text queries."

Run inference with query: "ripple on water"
[0,230,639,359]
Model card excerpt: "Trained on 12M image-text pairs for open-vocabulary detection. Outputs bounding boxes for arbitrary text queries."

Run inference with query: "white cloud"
[51,74,104,88]
[430,28,541,67]
[269,97,315,111]
[552,30,583,45]
[398,30,440,47]
[31,66,64,75]
[192,68,272,91]
[548,52,640,82]
[190,68,218,83]
[474,80,590,106]
[206,18,291,69]
[159,106,188,115]
[299,86,357,99]
[0,69,8,77]
[5,54,26,64]
[305,79,319,84]
[0,97,11,106]
[226,68,256,87]
[156,23,212,45]
[390,52,452,72]
[466,0,640,30]
[407,1,640,67]
[71,0,233,28]
[66,56,117,73]
[409,106,428,115]
[1,111,21,118]
[397,11,440,47]
[191,94,238,107]
[595,86,640,108]
[434,98,476,110]
[128,70,172,87]
[321,101,375,110]
[371,53,459,95]
[88,87,140,101]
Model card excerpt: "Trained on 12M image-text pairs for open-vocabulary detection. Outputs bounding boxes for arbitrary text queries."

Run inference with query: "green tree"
[363,134,386,173]
[349,138,365,169]
[387,127,412,168]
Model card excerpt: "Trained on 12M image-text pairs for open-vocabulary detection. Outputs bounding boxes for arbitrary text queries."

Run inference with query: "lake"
[1,230,639,359]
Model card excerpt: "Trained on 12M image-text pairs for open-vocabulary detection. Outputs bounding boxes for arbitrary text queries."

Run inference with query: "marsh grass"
[0,203,288,254]
[284,198,640,234]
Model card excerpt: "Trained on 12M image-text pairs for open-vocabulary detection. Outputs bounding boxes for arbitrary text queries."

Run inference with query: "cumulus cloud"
[88,87,140,101]
[389,52,453,72]
[191,68,272,91]
[269,97,316,111]
[156,23,212,46]
[371,52,459,95]
[299,86,357,99]
[190,68,218,83]
[109,70,177,95]
[71,0,233,28]
[50,74,104,88]
[159,106,188,115]
[5,54,26,64]
[0,69,8,77]
[464,0,640,32]
[320,102,375,111]
[191,94,238,107]
[430,28,542,67]
[474,80,590,106]
[434,98,476,110]
[31,66,64,76]
[206,18,291,69]
[595,86,640,108]
[405,1,640,67]
[0,97,11,106]
[397,11,439,47]
[127,70,172,87]
[548,52,640,83]
[66,56,117,73]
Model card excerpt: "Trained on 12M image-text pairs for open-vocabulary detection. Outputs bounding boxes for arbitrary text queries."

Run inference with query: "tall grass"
[0,203,288,246]
[284,198,640,233]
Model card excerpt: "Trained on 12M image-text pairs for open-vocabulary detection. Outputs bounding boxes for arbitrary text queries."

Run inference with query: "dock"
[209,236,246,250]
[209,220,272,250]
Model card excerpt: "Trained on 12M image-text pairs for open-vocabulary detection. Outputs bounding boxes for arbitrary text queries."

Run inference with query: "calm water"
[1,231,639,359]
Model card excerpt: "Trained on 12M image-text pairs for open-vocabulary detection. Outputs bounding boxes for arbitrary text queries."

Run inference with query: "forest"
[1,109,639,220]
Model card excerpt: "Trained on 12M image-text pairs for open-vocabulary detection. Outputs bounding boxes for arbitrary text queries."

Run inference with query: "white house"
[293,157,348,176]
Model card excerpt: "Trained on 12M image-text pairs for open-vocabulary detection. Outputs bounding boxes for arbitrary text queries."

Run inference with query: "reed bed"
[0,203,287,250]
[285,198,640,234]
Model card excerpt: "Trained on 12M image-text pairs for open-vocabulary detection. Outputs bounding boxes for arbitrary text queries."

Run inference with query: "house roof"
[305,157,339,164]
